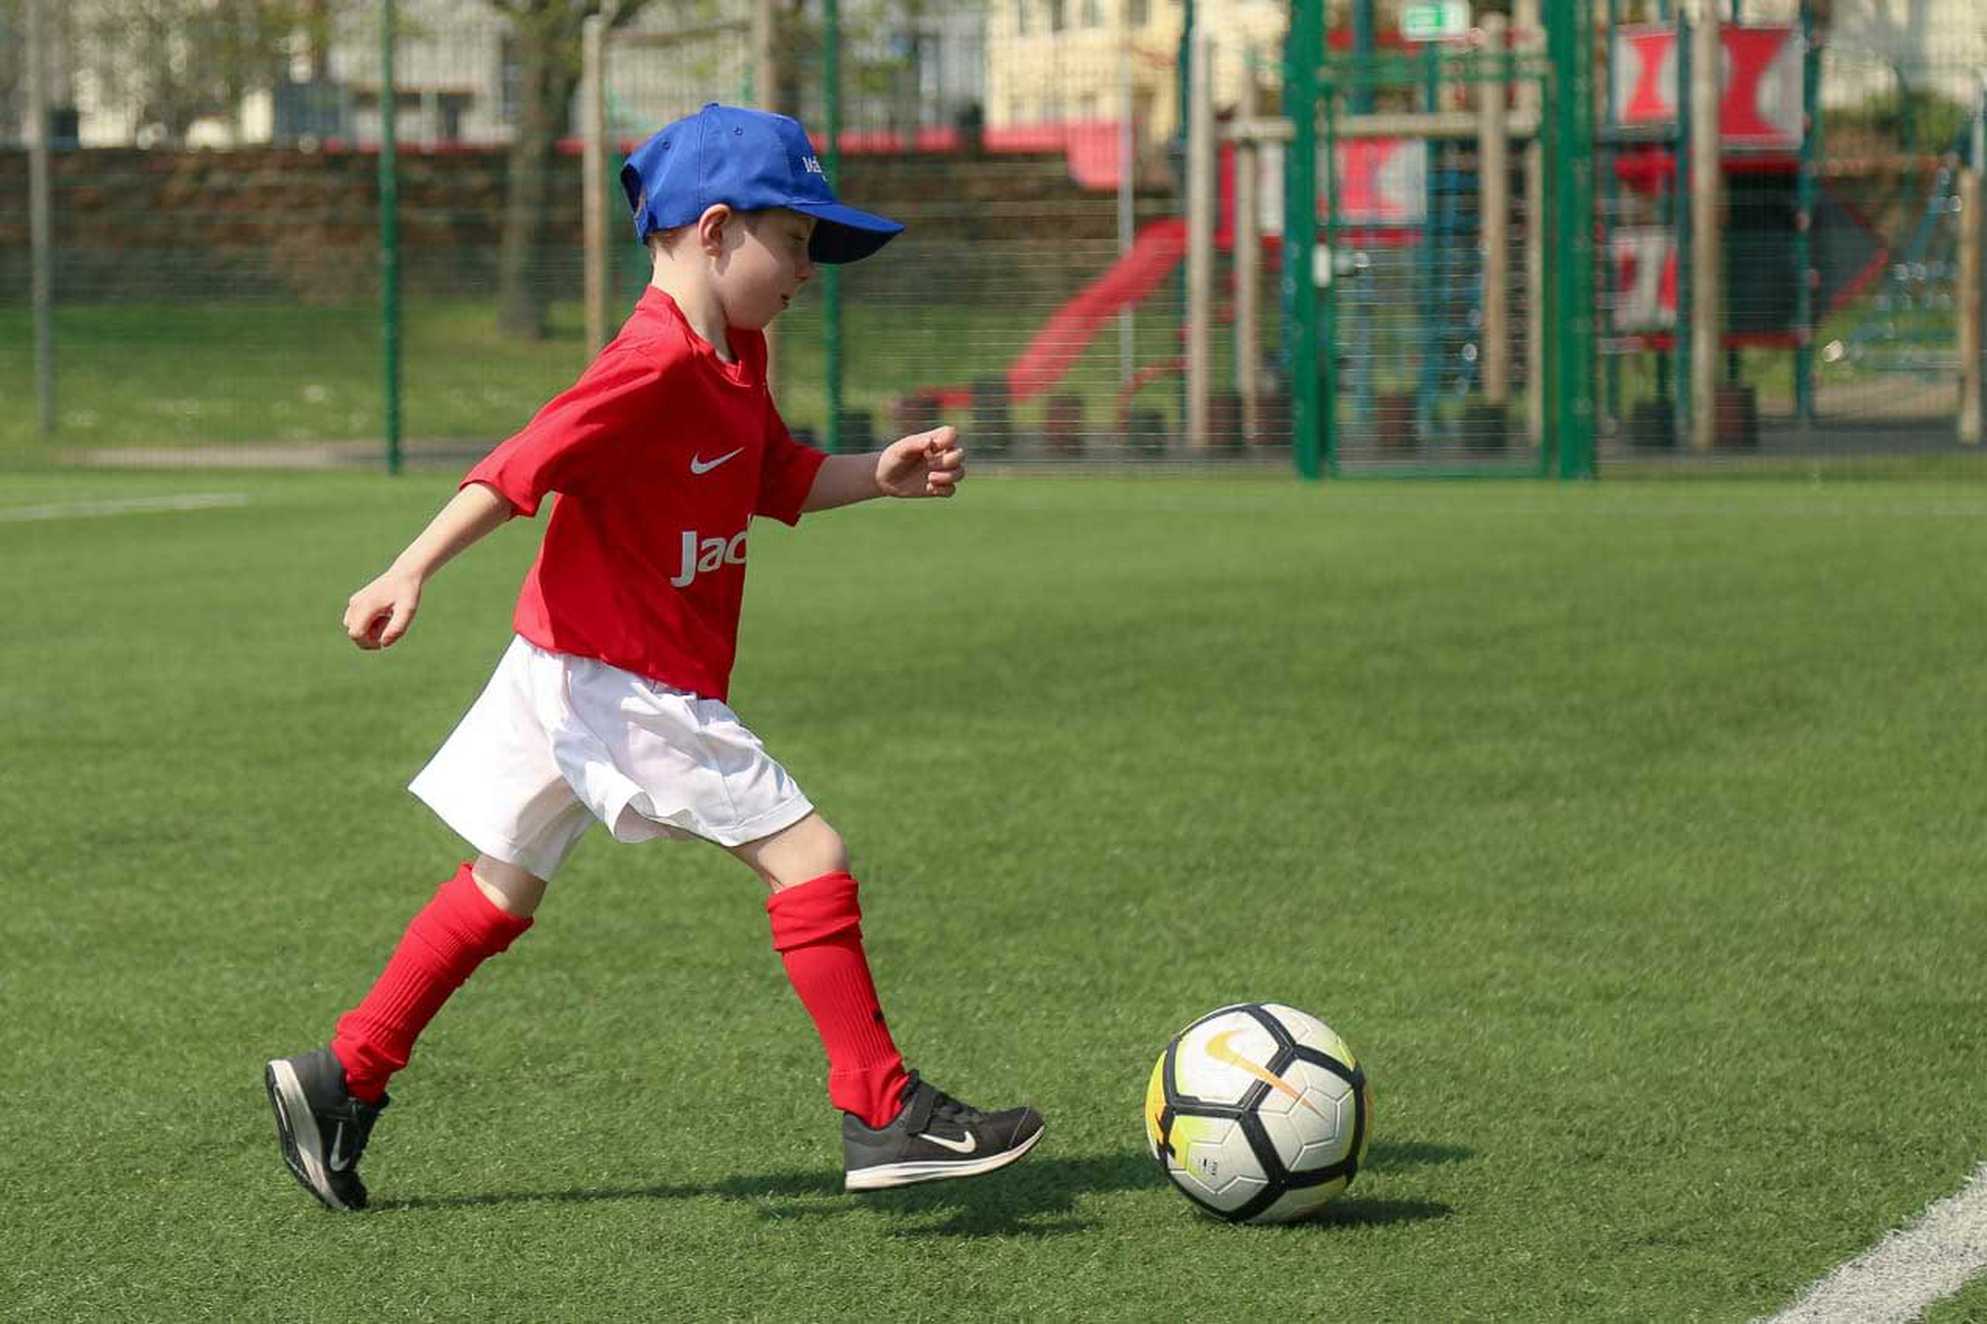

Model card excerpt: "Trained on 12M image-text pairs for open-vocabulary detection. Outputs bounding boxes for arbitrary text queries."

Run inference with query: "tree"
[72,0,309,146]
[488,0,658,340]
[0,1,24,143]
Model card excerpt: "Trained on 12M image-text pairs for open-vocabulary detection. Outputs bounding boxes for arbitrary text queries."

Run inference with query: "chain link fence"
[1,0,1299,472]
[6,0,1984,474]
[1596,0,1987,465]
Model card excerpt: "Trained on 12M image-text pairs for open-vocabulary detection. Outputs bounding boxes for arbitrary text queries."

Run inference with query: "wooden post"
[581,14,610,357]
[1186,28,1215,450]
[1960,98,1985,446]
[1235,57,1260,442]
[1962,161,1983,445]
[27,0,54,439]
[1689,0,1723,450]
[1515,0,1544,443]
[1479,13,1512,407]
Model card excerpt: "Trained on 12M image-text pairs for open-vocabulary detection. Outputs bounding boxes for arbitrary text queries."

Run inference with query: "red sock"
[766,871,909,1128]
[330,862,534,1103]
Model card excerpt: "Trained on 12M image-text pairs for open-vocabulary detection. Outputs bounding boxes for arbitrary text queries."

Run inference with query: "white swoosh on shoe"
[920,1131,977,1155]
[326,1120,352,1171]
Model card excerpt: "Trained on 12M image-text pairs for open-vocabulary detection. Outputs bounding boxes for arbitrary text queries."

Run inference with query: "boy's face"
[716,209,817,331]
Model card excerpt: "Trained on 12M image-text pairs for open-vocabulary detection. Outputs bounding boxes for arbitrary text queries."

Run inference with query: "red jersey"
[463,287,827,701]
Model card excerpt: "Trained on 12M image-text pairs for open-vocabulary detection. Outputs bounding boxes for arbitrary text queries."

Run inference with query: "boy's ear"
[695,203,735,256]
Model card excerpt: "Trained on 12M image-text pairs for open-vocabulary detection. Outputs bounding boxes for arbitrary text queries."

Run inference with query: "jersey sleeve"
[755,399,829,526]
[462,347,667,517]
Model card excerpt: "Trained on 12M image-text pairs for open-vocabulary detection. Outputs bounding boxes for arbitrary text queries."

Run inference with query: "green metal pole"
[1283,0,1323,479]
[1602,0,1621,438]
[1547,0,1596,477]
[1673,4,1692,452]
[1174,0,1195,436]
[1322,81,1340,476]
[1576,0,1597,476]
[1416,45,1439,436]
[380,0,402,474]
[824,0,843,453]
[1793,0,1819,423]
[1351,0,1375,114]
[1177,0,1196,142]
[27,0,55,442]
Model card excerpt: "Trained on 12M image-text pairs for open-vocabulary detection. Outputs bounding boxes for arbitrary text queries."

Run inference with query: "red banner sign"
[1612,24,1804,149]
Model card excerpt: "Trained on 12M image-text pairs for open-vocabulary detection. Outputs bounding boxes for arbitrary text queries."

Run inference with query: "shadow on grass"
[372,1137,1467,1238]
[1366,1139,1473,1170]
[374,1152,1149,1238]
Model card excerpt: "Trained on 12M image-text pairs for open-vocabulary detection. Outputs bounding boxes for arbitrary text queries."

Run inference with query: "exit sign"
[1401,0,1470,41]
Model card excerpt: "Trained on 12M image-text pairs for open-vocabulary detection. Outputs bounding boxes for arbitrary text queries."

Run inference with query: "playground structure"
[1022,0,1984,473]
[1595,5,1987,456]
[562,0,1987,476]
[1275,0,1987,475]
[14,1,1983,473]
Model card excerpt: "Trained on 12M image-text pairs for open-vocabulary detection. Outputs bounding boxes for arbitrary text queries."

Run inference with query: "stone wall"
[0,145,1160,306]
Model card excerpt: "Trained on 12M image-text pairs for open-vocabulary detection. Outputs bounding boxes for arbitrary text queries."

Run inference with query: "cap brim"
[792,201,905,264]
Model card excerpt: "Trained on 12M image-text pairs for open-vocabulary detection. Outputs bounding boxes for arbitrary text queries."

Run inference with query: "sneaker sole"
[845,1123,1046,1192]
[265,1058,354,1213]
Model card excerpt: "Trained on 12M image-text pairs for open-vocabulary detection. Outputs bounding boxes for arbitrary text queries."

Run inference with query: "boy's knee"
[471,855,548,918]
[732,813,849,890]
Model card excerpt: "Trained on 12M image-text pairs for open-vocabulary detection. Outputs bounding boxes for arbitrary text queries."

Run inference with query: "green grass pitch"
[4,470,1986,1320]
[0,298,1211,455]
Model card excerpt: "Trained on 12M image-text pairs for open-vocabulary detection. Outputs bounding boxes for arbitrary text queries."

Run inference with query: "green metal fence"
[5,0,1281,473]
[1593,0,1987,463]
[1313,46,1558,476]
[6,0,1984,477]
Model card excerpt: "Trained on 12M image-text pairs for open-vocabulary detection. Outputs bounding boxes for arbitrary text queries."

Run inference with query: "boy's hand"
[876,426,965,499]
[344,569,423,650]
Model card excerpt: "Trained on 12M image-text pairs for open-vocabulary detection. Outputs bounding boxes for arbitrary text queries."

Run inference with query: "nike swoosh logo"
[1206,1029,1331,1120]
[689,447,745,475]
[920,1131,978,1154]
[326,1120,352,1172]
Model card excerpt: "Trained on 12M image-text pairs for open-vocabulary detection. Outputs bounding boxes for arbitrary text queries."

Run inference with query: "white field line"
[1761,1162,1987,1324]
[0,493,250,523]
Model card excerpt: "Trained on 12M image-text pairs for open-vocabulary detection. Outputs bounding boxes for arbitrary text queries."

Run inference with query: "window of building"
[497,32,520,130]
[1012,0,1029,35]
[1046,0,1065,32]
[1127,0,1149,27]
[1080,0,1103,27]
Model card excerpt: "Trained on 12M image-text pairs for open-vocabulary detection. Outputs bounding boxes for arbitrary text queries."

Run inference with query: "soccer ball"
[1144,1002,1371,1224]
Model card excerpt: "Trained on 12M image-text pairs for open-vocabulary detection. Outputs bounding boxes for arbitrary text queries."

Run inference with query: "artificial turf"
[3,470,1985,1320]
[0,296,1211,457]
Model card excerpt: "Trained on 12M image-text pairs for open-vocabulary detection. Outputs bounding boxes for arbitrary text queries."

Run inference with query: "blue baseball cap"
[620,103,904,264]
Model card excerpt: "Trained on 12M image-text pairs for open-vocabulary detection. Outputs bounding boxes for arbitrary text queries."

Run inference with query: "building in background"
[985,0,1285,157]
[12,0,1984,155]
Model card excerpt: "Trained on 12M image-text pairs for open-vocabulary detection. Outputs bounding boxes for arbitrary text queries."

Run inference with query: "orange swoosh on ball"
[1206,1030,1330,1119]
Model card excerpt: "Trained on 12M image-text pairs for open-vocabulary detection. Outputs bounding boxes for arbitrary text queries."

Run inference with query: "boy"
[264,103,1044,1212]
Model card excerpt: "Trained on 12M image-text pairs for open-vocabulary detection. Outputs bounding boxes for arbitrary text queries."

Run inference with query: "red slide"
[1005,218,1187,404]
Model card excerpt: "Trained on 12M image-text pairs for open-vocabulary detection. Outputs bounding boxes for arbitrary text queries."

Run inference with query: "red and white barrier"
[1612,24,1804,149]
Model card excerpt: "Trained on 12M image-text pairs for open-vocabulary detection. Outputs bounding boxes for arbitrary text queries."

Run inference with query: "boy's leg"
[330,855,541,1101]
[739,815,908,1127]
[266,854,538,1211]
[736,815,1044,1190]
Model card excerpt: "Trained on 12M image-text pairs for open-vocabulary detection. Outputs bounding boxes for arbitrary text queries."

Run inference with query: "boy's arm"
[343,481,514,651]
[800,426,966,512]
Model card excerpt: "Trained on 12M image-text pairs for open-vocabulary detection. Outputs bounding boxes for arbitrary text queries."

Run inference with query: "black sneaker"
[842,1070,1045,1191]
[264,1046,388,1212]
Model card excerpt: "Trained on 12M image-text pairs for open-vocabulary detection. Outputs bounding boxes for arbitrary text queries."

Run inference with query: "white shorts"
[409,636,814,880]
